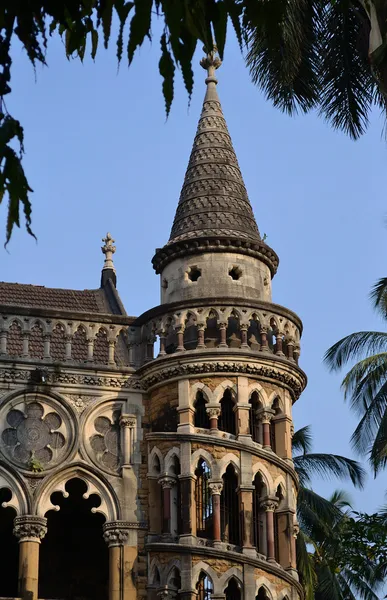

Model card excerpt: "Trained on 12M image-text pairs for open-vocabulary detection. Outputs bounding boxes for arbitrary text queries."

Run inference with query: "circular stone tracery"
[0,397,71,470]
[90,410,121,471]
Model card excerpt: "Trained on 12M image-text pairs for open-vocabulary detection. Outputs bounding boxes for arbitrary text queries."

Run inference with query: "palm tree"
[292,426,383,600]
[245,0,387,140]
[324,278,387,474]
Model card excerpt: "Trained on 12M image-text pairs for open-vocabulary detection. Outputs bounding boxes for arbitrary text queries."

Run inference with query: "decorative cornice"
[152,237,279,276]
[139,357,306,401]
[145,542,304,597]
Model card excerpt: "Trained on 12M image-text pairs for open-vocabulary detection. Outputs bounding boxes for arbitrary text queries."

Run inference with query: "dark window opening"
[219,389,236,435]
[188,266,202,282]
[197,572,213,600]
[253,473,266,554]
[249,391,262,442]
[221,464,240,545]
[229,266,242,280]
[195,459,212,539]
[39,478,108,600]
[225,578,242,600]
[0,488,18,597]
[194,391,210,428]
[257,587,270,600]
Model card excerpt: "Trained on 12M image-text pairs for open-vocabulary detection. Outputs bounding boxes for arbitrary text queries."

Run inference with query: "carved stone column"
[275,331,285,356]
[260,498,278,562]
[0,329,7,355]
[196,323,206,349]
[87,335,94,361]
[218,322,227,348]
[206,406,220,432]
[291,521,300,571]
[209,481,223,544]
[238,485,255,553]
[120,414,136,466]
[103,521,136,600]
[235,402,251,440]
[22,331,30,358]
[176,325,185,352]
[43,333,51,359]
[259,326,269,351]
[240,323,249,349]
[159,476,176,535]
[13,515,47,600]
[65,334,72,360]
[108,339,116,366]
[158,331,167,356]
[257,408,275,449]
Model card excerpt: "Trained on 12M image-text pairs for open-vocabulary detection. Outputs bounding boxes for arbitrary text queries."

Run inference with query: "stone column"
[159,476,176,536]
[209,481,223,544]
[120,414,136,466]
[257,408,275,450]
[240,324,249,349]
[286,339,295,361]
[196,323,206,349]
[294,345,300,364]
[261,498,278,562]
[87,336,94,362]
[290,521,300,571]
[235,403,251,441]
[238,485,255,554]
[275,331,285,356]
[176,326,185,352]
[260,326,269,351]
[218,322,227,348]
[0,330,7,355]
[108,339,116,366]
[157,587,177,599]
[43,333,51,359]
[13,515,47,600]
[158,331,167,356]
[206,406,220,432]
[272,415,293,459]
[22,332,30,358]
[103,522,136,600]
[65,334,72,360]
[179,474,195,539]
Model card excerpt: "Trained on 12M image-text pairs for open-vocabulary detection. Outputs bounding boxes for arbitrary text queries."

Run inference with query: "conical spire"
[152,50,278,276]
[168,49,261,245]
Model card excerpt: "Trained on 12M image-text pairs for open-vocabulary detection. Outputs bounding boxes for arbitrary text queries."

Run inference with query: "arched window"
[195,460,212,538]
[167,566,181,594]
[171,456,182,536]
[225,577,241,600]
[194,391,210,429]
[257,587,270,600]
[197,572,213,600]
[253,473,267,555]
[218,389,236,435]
[0,487,18,596]
[221,464,240,545]
[270,398,282,452]
[249,392,262,442]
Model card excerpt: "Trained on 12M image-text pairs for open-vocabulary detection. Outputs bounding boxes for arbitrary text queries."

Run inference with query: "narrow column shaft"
[240,326,248,348]
[176,329,185,351]
[109,545,121,600]
[43,334,51,359]
[276,332,284,355]
[262,421,271,448]
[0,331,7,355]
[159,334,166,356]
[266,509,275,560]
[22,333,29,357]
[65,335,72,360]
[197,325,205,349]
[13,515,47,600]
[87,337,94,361]
[260,327,269,351]
[207,407,220,432]
[218,323,227,347]
[212,494,221,542]
[108,340,116,365]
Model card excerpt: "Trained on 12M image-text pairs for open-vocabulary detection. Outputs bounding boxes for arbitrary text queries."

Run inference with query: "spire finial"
[101,232,116,272]
[200,45,222,85]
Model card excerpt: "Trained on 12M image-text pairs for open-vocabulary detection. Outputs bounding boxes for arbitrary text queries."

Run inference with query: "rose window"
[90,410,121,471]
[1,402,65,468]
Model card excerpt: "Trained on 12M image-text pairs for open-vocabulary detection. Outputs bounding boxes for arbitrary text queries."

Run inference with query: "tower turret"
[153,50,278,306]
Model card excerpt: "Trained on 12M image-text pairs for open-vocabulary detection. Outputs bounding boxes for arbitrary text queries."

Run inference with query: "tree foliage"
[1,1,387,243]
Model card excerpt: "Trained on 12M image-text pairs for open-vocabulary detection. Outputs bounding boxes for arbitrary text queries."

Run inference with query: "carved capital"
[102,521,130,547]
[158,476,176,489]
[208,480,223,496]
[206,407,220,419]
[13,515,47,542]
[256,408,275,424]
[293,522,300,539]
[120,414,136,428]
[157,587,177,599]
[260,497,278,512]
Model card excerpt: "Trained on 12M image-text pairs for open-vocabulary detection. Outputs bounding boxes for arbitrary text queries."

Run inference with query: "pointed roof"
[168,52,260,245]
[153,51,278,276]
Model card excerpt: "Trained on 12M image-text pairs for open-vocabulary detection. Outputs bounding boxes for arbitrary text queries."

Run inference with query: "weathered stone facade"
[0,52,306,600]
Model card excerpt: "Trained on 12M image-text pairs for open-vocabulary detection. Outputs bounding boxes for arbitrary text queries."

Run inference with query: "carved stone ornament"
[260,498,279,512]
[0,397,70,471]
[157,588,177,600]
[119,415,136,428]
[256,408,275,424]
[102,521,132,547]
[293,522,300,539]
[206,407,220,418]
[208,481,223,496]
[13,515,47,541]
[158,476,176,490]
[67,394,97,414]
[0,368,143,391]
[90,409,121,472]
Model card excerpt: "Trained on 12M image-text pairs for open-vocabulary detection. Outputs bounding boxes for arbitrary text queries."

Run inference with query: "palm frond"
[294,453,366,488]
[324,332,387,371]
[370,277,387,320]
[318,0,375,139]
[340,352,387,411]
[338,569,380,600]
[369,405,387,474]
[246,0,320,114]
[350,380,387,455]
[292,425,313,455]
[328,489,353,510]
[296,529,316,600]
[316,564,349,600]
[297,487,342,537]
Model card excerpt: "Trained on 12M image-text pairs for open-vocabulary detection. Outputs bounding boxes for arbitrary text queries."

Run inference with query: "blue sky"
[3,25,387,512]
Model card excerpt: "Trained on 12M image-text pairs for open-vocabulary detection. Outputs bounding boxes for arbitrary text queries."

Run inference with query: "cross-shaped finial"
[101,232,116,271]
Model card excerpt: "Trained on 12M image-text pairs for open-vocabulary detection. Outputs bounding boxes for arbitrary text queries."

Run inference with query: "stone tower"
[0,52,306,600]
[134,51,306,600]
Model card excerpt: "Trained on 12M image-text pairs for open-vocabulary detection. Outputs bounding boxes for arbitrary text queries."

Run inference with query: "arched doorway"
[220,464,240,545]
[0,487,18,597]
[39,477,108,599]
[225,577,241,600]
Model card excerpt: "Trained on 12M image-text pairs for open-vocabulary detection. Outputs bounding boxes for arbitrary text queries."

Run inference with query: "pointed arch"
[149,447,163,476]
[0,463,30,514]
[35,463,120,521]
[164,447,180,475]
[255,578,276,599]
[192,561,218,594]
[190,382,213,404]
[252,462,274,495]
[219,567,243,591]
[213,380,237,404]
[218,453,240,479]
[191,449,216,477]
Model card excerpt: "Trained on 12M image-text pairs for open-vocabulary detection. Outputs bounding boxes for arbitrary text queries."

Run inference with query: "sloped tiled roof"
[0,282,111,314]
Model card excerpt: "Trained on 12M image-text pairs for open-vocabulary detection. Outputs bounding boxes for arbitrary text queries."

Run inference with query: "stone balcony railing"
[130,299,302,368]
